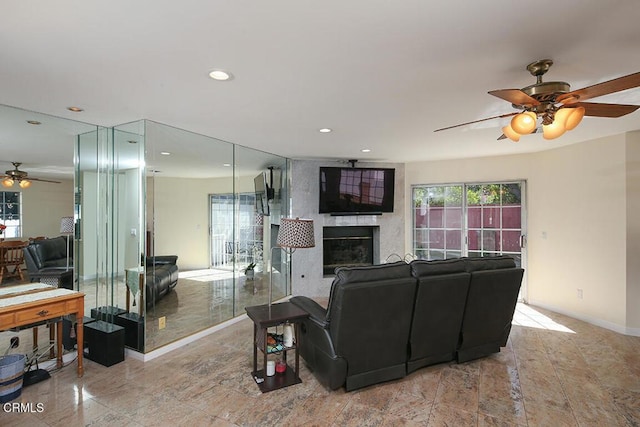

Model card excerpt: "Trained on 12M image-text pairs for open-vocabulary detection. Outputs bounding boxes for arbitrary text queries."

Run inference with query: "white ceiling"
[2,0,640,177]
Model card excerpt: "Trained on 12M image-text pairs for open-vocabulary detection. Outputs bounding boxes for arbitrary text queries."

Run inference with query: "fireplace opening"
[323,226,378,276]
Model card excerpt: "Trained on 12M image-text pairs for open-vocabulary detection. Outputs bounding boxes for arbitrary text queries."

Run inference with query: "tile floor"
[2,303,639,426]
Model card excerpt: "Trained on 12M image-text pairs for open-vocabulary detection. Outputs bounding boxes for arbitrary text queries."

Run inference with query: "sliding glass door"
[412,181,526,291]
[466,183,524,266]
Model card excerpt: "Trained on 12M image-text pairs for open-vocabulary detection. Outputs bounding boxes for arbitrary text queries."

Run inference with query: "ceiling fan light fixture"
[542,119,566,140]
[511,111,537,134]
[502,124,521,142]
[1,178,14,188]
[564,106,585,130]
[18,179,31,189]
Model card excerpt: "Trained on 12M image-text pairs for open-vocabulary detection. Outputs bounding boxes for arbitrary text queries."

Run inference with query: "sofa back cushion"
[333,261,411,285]
[326,262,416,376]
[410,258,467,277]
[408,261,470,368]
[26,236,69,270]
[458,257,524,357]
[464,255,516,272]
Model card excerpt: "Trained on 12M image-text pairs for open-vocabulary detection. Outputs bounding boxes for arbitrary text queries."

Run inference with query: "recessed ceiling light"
[319,128,332,133]
[67,106,83,112]
[128,140,138,144]
[223,163,231,167]
[160,151,171,156]
[361,149,371,153]
[209,70,232,81]
[26,120,41,125]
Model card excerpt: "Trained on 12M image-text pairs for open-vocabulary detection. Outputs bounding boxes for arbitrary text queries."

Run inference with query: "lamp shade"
[60,216,74,234]
[277,218,315,249]
[510,111,537,134]
[543,118,567,140]
[563,106,585,130]
[502,124,521,142]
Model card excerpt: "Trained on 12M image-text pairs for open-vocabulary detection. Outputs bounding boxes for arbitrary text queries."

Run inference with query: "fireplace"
[323,226,378,275]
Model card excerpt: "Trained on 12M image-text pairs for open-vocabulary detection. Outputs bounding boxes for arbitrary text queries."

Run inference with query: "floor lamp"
[60,216,74,271]
[270,217,315,309]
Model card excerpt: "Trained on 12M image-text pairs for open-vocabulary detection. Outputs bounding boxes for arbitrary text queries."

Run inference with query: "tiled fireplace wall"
[290,160,405,297]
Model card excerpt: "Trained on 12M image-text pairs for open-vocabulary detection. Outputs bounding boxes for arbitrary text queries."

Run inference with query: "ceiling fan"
[1,162,61,188]
[434,59,640,141]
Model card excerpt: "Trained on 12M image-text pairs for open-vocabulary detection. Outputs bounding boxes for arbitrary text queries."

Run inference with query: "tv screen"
[319,167,395,214]
[254,172,270,216]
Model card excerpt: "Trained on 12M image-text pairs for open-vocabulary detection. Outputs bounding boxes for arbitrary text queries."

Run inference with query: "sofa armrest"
[290,296,328,328]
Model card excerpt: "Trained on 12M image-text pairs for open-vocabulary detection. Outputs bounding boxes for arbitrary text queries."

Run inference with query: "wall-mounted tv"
[319,167,395,214]
[254,172,271,216]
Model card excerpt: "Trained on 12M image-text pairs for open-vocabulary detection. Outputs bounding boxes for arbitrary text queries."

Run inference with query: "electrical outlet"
[10,336,19,348]
[577,288,583,299]
[158,316,166,330]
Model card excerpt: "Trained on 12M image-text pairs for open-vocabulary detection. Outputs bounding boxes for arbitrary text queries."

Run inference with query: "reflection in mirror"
[143,121,290,352]
[0,103,98,360]
[2,104,291,357]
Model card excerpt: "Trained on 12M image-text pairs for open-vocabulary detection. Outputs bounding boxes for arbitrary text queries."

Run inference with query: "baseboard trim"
[528,300,640,337]
[126,296,291,362]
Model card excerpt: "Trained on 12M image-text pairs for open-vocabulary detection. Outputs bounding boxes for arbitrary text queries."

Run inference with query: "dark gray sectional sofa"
[290,256,524,391]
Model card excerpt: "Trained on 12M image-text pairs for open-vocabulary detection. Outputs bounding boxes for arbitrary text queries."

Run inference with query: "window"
[0,191,21,238]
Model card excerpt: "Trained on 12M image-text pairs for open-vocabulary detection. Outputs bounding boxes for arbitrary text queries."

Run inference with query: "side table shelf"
[245,302,309,393]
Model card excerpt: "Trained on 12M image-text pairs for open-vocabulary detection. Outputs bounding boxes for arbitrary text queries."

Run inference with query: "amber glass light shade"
[511,111,537,134]
[564,106,585,130]
[502,124,521,142]
[18,179,31,188]
[543,119,567,140]
[1,178,14,188]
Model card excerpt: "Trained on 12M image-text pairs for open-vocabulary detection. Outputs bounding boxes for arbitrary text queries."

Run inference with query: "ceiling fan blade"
[569,102,640,118]
[26,177,61,184]
[558,71,640,104]
[496,126,541,141]
[488,89,540,107]
[434,112,519,132]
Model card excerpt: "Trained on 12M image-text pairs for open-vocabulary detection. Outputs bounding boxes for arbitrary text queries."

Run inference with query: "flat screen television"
[319,167,395,214]
[254,172,271,216]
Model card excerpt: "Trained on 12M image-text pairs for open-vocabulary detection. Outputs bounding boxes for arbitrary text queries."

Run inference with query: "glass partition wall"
[76,119,290,353]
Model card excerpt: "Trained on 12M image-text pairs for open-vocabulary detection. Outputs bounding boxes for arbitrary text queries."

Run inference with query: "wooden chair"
[0,240,29,284]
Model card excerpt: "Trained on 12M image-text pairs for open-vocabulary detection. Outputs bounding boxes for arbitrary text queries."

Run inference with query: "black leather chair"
[23,236,74,288]
[291,262,416,391]
[456,256,524,362]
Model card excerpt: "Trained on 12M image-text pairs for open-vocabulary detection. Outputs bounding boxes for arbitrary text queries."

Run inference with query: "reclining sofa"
[290,256,524,391]
[144,255,179,307]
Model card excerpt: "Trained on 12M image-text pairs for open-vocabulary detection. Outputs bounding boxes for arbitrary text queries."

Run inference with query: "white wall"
[625,130,640,330]
[152,175,254,270]
[290,160,406,298]
[21,179,74,238]
[406,133,638,335]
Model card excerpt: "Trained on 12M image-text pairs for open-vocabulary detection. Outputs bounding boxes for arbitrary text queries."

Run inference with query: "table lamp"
[269,217,315,308]
[60,216,74,271]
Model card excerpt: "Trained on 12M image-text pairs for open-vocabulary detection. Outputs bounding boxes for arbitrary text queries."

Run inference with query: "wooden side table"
[245,302,309,393]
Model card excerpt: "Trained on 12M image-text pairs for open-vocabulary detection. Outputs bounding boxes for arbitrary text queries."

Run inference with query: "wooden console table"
[0,283,85,377]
